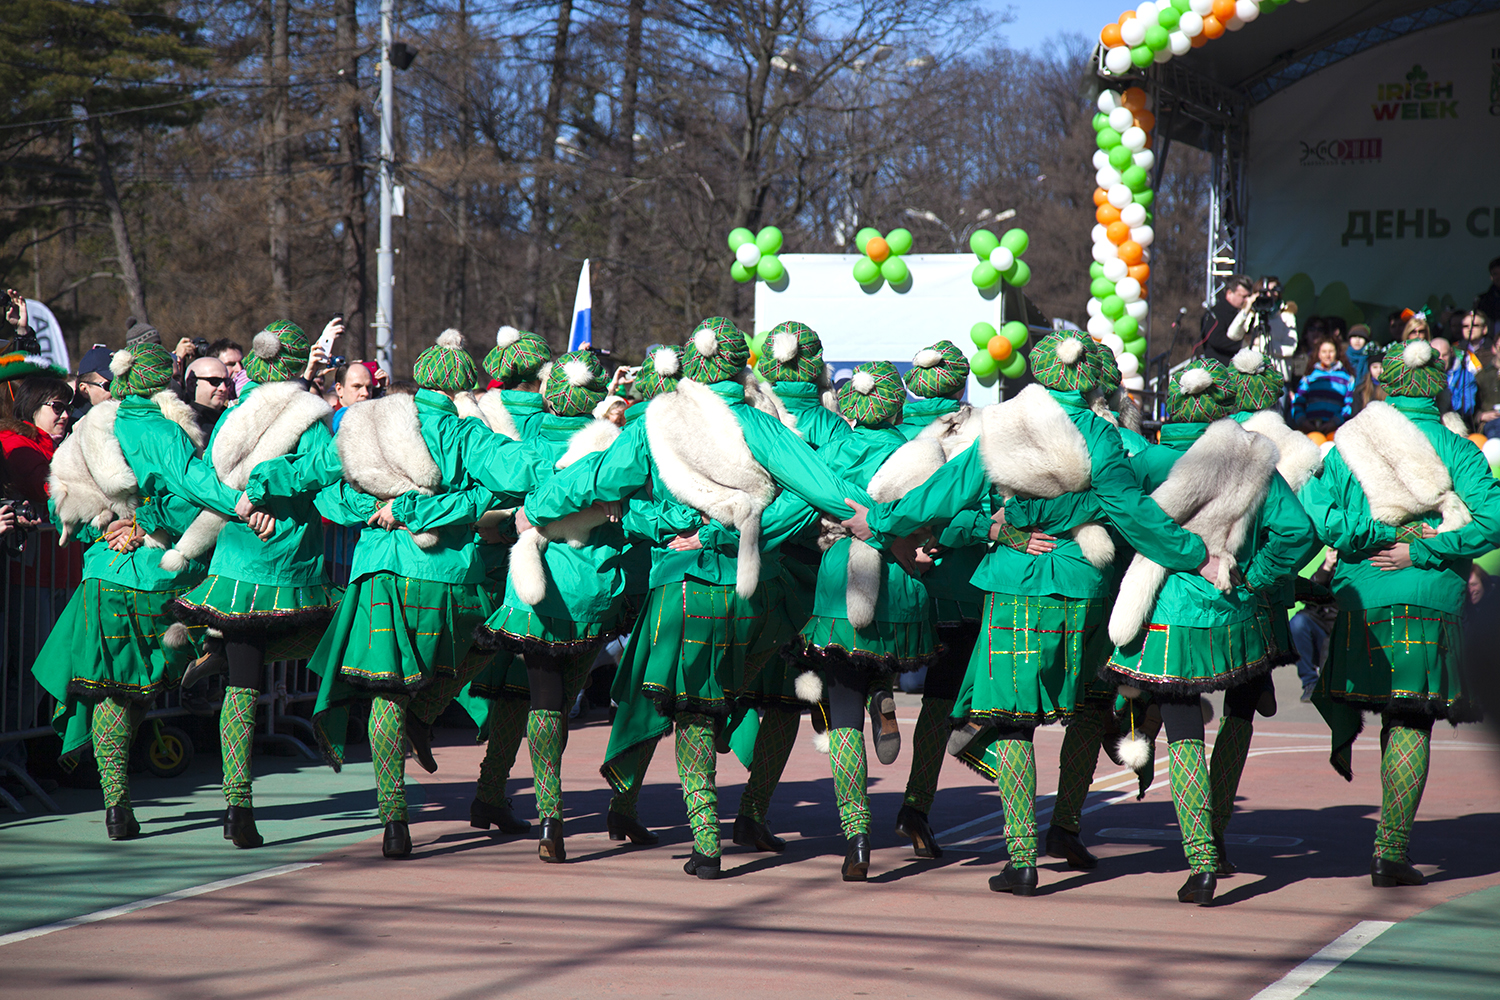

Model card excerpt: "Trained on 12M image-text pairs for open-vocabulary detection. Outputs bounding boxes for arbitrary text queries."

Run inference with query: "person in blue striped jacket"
[1291,337,1355,433]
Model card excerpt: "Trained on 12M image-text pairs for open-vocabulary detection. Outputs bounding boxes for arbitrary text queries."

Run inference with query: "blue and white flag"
[568,258,592,351]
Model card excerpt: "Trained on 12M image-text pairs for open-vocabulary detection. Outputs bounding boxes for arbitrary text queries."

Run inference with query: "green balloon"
[969,229,1000,258]
[1000,228,1029,256]
[756,255,784,282]
[1090,261,1105,280]
[854,227,880,254]
[1097,127,1122,150]
[1092,111,1109,131]
[755,226,783,254]
[748,330,769,356]
[880,256,909,285]
[970,322,997,348]
[852,257,880,284]
[1114,315,1139,339]
[727,227,755,251]
[885,228,913,256]
[1091,277,1116,299]
[1121,165,1150,192]
[1144,26,1169,51]
[1134,189,1155,208]
[1003,259,1031,288]
[970,350,999,378]
[1172,0,1191,11]
[1001,321,1029,350]
[1101,295,1126,320]
[1108,145,1134,170]
[971,261,1000,289]
[999,352,1027,380]
[1157,7,1180,29]
[730,261,754,283]
[1131,45,1153,68]
[1125,338,1147,359]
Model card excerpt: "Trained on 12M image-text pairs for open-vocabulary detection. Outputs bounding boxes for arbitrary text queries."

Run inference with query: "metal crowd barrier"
[0,522,364,812]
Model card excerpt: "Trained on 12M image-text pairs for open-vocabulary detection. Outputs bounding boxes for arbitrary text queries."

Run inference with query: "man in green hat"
[478,325,552,439]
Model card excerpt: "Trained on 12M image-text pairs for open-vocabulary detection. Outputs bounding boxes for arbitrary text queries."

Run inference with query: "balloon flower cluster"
[1099,0,1293,75]
[728,227,786,283]
[968,228,1031,291]
[968,320,1030,383]
[852,227,913,287]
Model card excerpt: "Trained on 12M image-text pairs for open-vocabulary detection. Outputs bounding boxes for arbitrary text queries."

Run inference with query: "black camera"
[192,337,211,358]
[328,355,347,369]
[1253,282,1283,316]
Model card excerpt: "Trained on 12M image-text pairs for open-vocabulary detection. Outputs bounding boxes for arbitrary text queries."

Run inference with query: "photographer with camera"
[1199,275,1298,372]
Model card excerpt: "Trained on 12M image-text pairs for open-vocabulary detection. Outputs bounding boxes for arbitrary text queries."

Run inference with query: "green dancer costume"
[520,317,874,879]
[866,332,1212,896]
[1301,339,1500,887]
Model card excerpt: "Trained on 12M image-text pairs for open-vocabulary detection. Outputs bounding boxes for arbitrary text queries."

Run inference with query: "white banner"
[24,299,69,373]
[1244,11,1500,319]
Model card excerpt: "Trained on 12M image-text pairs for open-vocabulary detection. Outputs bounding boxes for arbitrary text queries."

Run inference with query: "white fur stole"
[1332,400,1470,531]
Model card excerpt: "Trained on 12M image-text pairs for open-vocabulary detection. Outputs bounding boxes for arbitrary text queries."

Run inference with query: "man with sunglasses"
[72,346,115,421]
[183,356,232,439]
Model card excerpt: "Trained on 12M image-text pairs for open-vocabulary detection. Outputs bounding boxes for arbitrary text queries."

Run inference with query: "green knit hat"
[1229,347,1285,412]
[483,325,551,385]
[543,350,608,416]
[1166,359,1237,423]
[108,343,175,399]
[1087,339,1122,394]
[1378,339,1447,398]
[635,345,681,400]
[837,361,905,427]
[0,350,67,386]
[245,320,310,384]
[756,321,824,384]
[1029,332,1097,392]
[413,329,477,391]
[906,340,970,398]
[681,316,750,383]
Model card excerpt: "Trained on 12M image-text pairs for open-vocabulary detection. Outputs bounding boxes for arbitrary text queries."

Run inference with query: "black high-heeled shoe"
[841,833,871,881]
[538,817,566,863]
[105,805,140,841]
[382,820,412,858]
[225,805,264,849]
[407,716,438,774]
[1045,825,1097,870]
[1371,855,1425,887]
[180,644,227,690]
[868,692,901,765]
[683,850,722,879]
[470,797,530,835]
[608,810,660,845]
[1213,833,1238,876]
[1177,871,1217,905]
[895,805,943,859]
[732,815,784,853]
[988,863,1038,896]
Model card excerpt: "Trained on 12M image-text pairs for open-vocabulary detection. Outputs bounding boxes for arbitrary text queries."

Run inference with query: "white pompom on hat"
[1403,339,1434,367]
[1179,367,1214,395]
[771,331,799,363]
[1055,337,1085,364]
[913,348,943,368]
[109,349,134,378]
[652,346,680,376]
[562,358,593,387]
[437,328,464,350]
[851,370,876,394]
[252,329,282,360]
[1232,347,1264,374]
[694,325,719,356]
[495,325,521,349]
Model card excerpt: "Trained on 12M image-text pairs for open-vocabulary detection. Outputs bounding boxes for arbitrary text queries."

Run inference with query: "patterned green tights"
[675,713,720,857]
[903,696,953,814]
[1375,724,1431,862]
[995,734,1037,867]
[220,686,258,808]
[475,698,529,808]
[369,694,409,824]
[92,697,142,809]
[1168,739,1216,874]
[827,728,870,838]
[527,709,566,820]
[1052,702,1110,834]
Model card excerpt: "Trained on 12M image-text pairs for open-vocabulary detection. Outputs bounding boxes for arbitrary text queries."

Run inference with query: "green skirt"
[33,580,201,762]
[792,614,938,675]
[474,602,616,658]
[170,574,338,635]
[1104,611,1277,696]
[956,592,1108,727]
[464,650,528,702]
[743,566,815,709]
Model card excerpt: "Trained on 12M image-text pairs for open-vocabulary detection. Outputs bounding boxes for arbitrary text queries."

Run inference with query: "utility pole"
[374,0,395,373]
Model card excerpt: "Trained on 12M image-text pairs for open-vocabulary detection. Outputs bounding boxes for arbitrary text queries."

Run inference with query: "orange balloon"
[1134,110,1156,133]
[1325,429,1335,442]
[1211,0,1236,21]
[1096,203,1122,226]
[1121,87,1148,112]
[1101,23,1123,47]
[1127,263,1151,283]
[1117,240,1144,265]
[1119,10,1136,22]
[1093,187,1109,207]
[1470,432,1489,447]
[988,336,1013,362]
[1190,32,1209,47]
[1306,431,1326,445]
[866,236,890,263]
[1106,220,1131,245]
[1202,14,1225,38]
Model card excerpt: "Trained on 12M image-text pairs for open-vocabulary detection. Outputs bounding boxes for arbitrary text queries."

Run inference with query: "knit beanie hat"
[1230,347,1285,413]
[109,343,175,399]
[543,350,608,416]
[906,340,970,398]
[1378,339,1447,398]
[483,325,551,385]
[1087,340,1122,394]
[124,316,160,348]
[245,320,310,384]
[837,361,905,427]
[635,345,681,400]
[1029,332,1097,392]
[1166,359,1237,423]
[755,321,824,384]
[413,329,477,391]
[681,316,750,383]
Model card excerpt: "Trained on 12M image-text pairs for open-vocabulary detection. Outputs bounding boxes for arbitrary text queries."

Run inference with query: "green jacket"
[1302,395,1500,613]
[895,396,985,612]
[51,490,209,592]
[113,396,241,519]
[772,380,849,449]
[499,389,548,440]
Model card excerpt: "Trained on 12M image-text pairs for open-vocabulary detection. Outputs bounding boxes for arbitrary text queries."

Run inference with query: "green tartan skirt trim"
[169,575,338,634]
[954,592,1108,727]
[465,649,529,701]
[1321,604,1467,714]
[474,603,615,657]
[793,614,938,673]
[1104,612,1277,695]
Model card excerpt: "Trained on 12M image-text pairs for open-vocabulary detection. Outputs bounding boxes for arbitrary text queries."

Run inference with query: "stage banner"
[1244,10,1500,320]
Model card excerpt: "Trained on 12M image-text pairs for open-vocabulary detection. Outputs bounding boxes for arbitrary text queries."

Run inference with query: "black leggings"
[225,637,268,692]
[1381,708,1434,747]
[929,623,980,703]
[527,650,565,713]
[1158,697,1205,744]
[827,673,868,732]
[993,722,1035,743]
[1223,673,1272,722]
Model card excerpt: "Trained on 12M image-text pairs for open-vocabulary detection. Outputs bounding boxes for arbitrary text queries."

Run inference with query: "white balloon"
[1087,297,1104,318]
[1102,258,1129,282]
[1115,277,1142,302]
[1091,223,1107,244]
[1319,440,1335,458]
[1139,248,1151,262]
[1120,19,1147,47]
[1117,352,1141,377]
[1179,11,1204,36]
[735,242,761,267]
[1169,30,1191,55]
[1096,166,1122,188]
[1153,47,1172,64]
[1120,203,1147,227]
[1123,374,1146,390]
[1104,45,1134,76]
[1136,1,1157,21]
[1132,149,1155,171]
[1121,126,1147,151]
[1108,107,1135,131]
[1102,332,1126,354]
[1093,149,1111,170]
[989,247,1014,271]
[1189,0,1213,14]
[1130,225,1155,247]
[1097,90,1122,113]
[1483,437,1500,466]
[1092,241,1119,263]
[1226,14,1244,30]
[1235,0,1259,21]
[1088,314,1115,338]
[1126,299,1150,321]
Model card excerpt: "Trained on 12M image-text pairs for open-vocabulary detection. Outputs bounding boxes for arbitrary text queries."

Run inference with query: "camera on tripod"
[1252,278,1283,317]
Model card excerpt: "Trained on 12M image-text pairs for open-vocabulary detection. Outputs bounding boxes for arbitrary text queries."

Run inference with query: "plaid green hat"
[1029,332,1097,392]
[483,326,551,384]
[0,350,67,386]
[245,320,310,384]
[413,329,477,391]
[906,340,969,398]
[756,321,824,384]
[1230,348,1285,412]
[1087,340,1122,394]
[681,316,750,383]
[1166,359,1237,423]
[1378,339,1447,398]
[635,345,681,400]
[108,343,175,399]
[838,361,905,427]
[543,350,608,416]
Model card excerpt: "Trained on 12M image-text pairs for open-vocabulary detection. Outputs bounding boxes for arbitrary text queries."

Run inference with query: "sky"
[986,0,1129,52]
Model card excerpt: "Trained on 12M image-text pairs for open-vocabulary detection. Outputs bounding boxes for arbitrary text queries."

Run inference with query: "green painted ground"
[1306,885,1500,1000]
[0,753,419,936]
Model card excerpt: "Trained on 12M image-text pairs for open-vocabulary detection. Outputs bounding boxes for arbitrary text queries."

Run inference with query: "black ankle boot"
[1371,855,1425,887]
[841,833,871,881]
[608,810,660,845]
[538,817,565,863]
[180,643,227,690]
[895,805,943,859]
[1045,825,1097,870]
[470,797,531,835]
[382,820,412,858]
[988,862,1038,895]
[732,815,784,853]
[1214,833,1237,876]
[1177,871,1217,905]
[225,805,264,849]
[684,850,722,879]
[223,810,232,840]
[868,692,901,765]
[105,805,140,841]
[407,716,438,774]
